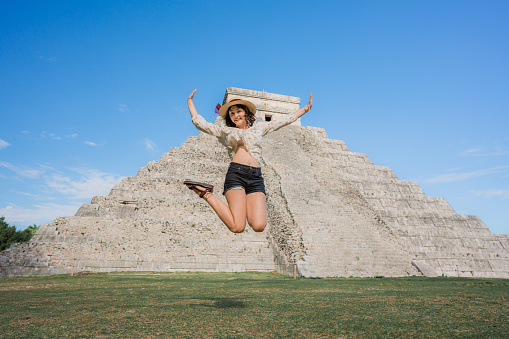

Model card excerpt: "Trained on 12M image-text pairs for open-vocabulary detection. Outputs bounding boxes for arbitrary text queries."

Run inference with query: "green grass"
[1,272,508,338]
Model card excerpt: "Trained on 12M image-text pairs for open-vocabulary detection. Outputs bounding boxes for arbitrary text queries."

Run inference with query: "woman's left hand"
[293,93,313,118]
[304,93,313,113]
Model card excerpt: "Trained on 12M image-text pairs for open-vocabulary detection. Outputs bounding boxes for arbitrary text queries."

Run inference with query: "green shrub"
[0,217,39,251]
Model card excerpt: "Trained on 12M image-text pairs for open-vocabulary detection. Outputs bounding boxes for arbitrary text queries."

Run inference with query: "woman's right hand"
[187,89,198,117]
[187,89,197,102]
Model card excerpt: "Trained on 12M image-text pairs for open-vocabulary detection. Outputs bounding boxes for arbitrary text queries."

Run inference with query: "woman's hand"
[304,93,313,113]
[293,93,313,118]
[187,89,198,117]
[188,89,197,102]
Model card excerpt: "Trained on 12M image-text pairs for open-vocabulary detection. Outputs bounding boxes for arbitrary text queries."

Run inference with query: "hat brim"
[218,99,257,118]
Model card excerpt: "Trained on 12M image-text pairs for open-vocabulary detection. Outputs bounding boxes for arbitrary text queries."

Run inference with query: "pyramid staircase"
[262,125,508,278]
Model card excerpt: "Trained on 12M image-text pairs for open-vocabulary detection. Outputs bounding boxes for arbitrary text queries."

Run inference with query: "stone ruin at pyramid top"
[1,87,508,278]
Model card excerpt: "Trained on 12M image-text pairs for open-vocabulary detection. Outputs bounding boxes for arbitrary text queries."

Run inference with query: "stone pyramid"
[1,88,508,278]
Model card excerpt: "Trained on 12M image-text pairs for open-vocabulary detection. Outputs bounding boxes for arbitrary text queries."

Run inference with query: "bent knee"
[250,222,266,232]
[229,223,246,234]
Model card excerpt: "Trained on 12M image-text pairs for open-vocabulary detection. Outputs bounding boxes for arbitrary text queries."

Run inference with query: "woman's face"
[228,105,247,128]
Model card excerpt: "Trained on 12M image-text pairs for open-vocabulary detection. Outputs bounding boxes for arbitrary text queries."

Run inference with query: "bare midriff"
[231,143,260,168]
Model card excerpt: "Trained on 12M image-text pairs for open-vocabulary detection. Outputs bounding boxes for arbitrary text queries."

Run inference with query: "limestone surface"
[1,88,507,278]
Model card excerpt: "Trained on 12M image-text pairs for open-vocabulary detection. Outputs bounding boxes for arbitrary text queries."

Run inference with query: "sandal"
[184,180,214,198]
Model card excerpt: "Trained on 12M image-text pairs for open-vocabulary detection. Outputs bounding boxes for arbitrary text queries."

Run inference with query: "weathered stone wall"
[1,87,507,278]
[262,126,420,277]
[0,131,277,277]
[273,125,509,278]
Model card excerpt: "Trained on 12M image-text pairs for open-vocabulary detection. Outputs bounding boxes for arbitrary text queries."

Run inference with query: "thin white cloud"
[459,147,509,157]
[118,104,130,113]
[1,164,124,227]
[0,203,81,228]
[67,133,78,138]
[446,167,464,172]
[473,190,509,199]
[43,168,123,200]
[0,138,10,149]
[425,165,509,183]
[0,161,42,179]
[38,163,58,172]
[10,190,42,198]
[485,150,509,156]
[38,55,58,62]
[1,162,122,200]
[85,141,98,146]
[21,130,30,135]
[459,147,484,156]
[145,138,159,152]
[40,131,62,140]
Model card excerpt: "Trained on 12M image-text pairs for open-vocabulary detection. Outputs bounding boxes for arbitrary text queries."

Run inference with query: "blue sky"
[1,1,508,234]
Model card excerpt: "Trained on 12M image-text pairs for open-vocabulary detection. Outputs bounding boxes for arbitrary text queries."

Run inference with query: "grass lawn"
[0,272,508,338]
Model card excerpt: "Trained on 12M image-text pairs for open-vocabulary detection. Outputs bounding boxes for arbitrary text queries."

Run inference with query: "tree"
[27,224,40,236]
[0,217,39,251]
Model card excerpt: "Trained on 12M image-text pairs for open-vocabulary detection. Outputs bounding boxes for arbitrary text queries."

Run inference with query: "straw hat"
[218,98,257,119]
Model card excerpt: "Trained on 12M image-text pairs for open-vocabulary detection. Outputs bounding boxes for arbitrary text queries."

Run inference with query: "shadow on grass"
[193,297,247,309]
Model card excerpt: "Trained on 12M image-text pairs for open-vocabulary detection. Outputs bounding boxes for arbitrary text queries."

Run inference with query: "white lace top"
[192,113,299,162]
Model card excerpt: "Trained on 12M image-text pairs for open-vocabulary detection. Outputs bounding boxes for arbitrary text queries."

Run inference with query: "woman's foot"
[187,185,213,200]
[184,180,213,200]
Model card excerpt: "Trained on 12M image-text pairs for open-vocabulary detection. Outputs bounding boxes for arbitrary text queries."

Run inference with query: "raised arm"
[187,89,199,118]
[187,88,223,138]
[292,93,313,118]
[261,93,313,135]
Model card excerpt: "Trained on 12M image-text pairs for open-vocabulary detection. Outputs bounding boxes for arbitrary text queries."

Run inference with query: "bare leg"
[187,185,267,233]
[187,185,247,233]
[209,189,247,233]
[246,192,267,232]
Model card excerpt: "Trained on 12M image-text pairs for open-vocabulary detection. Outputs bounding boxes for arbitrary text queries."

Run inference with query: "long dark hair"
[225,104,256,128]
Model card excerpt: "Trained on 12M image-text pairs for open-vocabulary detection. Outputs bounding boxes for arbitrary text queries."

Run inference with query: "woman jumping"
[185,89,312,233]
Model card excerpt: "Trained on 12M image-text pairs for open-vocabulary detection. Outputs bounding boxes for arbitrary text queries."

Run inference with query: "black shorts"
[223,162,266,195]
